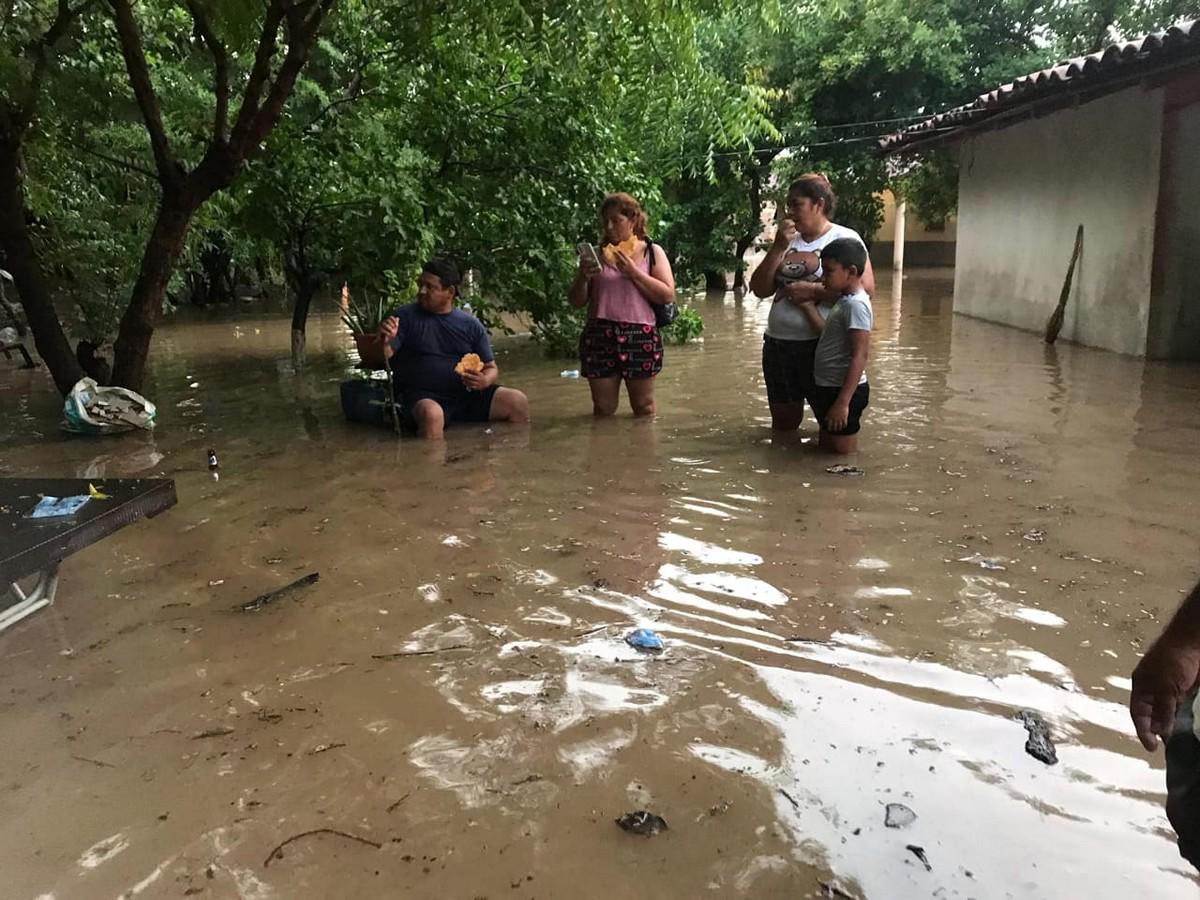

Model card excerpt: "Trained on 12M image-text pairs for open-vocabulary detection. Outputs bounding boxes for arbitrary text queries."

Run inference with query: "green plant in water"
[661,306,704,344]
[339,290,390,335]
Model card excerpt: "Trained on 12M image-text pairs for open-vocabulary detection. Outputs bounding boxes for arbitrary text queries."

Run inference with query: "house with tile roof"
[882,21,1200,359]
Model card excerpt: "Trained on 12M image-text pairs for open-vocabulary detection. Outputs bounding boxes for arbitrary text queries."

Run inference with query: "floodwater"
[2,269,1200,899]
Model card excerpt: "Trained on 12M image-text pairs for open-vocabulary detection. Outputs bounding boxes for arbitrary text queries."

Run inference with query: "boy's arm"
[782,281,841,310]
[824,330,869,431]
[791,295,827,333]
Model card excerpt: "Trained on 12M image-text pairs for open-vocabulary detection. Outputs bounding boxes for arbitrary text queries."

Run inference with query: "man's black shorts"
[808,382,870,436]
[402,385,498,428]
[762,335,818,406]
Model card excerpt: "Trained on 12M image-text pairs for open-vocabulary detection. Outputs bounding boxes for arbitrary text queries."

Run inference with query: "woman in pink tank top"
[568,193,676,416]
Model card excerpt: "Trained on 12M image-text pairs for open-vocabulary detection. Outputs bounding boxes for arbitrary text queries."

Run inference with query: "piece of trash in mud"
[208,579,224,587]
[28,494,90,519]
[208,449,219,470]
[592,576,610,589]
[193,725,235,739]
[708,799,732,816]
[417,583,441,604]
[308,742,346,755]
[625,628,664,653]
[819,879,859,900]
[1022,528,1046,543]
[826,464,865,476]
[905,844,932,871]
[958,553,1007,571]
[1016,710,1058,764]
[263,827,383,868]
[885,803,917,828]
[87,482,110,500]
[238,572,320,612]
[560,369,580,378]
[615,810,668,836]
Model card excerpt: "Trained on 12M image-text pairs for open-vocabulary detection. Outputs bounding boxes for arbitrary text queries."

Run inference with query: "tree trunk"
[110,195,198,390]
[704,270,728,292]
[0,137,83,394]
[733,167,763,291]
[285,230,316,370]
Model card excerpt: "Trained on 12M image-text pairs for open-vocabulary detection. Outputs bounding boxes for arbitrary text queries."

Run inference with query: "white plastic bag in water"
[61,378,156,434]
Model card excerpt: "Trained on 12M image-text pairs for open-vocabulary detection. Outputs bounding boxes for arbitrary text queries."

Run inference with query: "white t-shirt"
[764,223,867,341]
[814,290,873,387]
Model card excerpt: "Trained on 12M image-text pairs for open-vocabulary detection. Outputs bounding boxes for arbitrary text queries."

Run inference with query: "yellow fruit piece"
[88,482,111,500]
[454,353,484,375]
[602,235,639,264]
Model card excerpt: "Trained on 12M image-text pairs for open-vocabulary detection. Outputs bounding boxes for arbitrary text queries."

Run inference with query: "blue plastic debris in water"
[29,495,90,518]
[625,628,664,652]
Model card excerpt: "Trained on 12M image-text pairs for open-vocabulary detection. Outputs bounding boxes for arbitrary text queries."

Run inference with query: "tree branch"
[77,143,157,180]
[232,0,335,159]
[183,0,230,142]
[228,1,286,151]
[109,0,179,185]
[17,0,94,127]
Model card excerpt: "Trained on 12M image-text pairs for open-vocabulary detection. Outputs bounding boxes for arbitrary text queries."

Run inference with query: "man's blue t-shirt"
[387,303,494,401]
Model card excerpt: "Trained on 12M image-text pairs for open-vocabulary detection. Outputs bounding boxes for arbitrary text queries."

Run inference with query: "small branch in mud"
[307,742,346,755]
[783,635,830,645]
[193,726,236,739]
[386,792,411,813]
[778,788,801,811]
[71,754,116,768]
[575,623,619,638]
[263,828,383,867]
[239,572,320,612]
[371,644,472,660]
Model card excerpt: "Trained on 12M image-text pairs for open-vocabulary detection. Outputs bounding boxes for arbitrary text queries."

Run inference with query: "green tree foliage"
[4,0,1195,390]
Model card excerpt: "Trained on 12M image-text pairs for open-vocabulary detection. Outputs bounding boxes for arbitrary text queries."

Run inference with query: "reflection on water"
[2,270,1200,898]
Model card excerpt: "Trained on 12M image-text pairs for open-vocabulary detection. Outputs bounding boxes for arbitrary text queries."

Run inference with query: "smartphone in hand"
[577,242,601,271]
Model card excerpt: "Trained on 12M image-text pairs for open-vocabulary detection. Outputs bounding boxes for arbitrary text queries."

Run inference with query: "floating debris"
[238,572,319,612]
[1022,528,1046,543]
[625,628,664,652]
[1017,710,1058,764]
[826,464,865,476]
[885,803,917,828]
[615,810,668,836]
[906,844,932,871]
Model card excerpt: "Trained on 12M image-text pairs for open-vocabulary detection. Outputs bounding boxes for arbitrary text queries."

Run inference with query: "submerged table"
[0,478,177,632]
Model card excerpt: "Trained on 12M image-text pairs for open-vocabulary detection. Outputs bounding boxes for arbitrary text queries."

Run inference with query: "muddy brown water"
[2,270,1199,899]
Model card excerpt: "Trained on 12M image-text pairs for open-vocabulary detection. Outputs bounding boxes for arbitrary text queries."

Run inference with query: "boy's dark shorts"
[808,382,870,436]
[580,318,663,380]
[402,385,498,428]
[762,336,818,406]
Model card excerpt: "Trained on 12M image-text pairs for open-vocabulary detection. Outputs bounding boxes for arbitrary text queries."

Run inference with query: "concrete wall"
[1147,79,1200,360]
[953,85,1164,356]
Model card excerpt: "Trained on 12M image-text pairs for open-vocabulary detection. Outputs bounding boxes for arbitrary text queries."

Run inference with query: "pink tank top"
[590,244,655,325]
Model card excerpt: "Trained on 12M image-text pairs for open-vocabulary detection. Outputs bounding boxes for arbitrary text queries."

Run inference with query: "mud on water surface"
[2,270,1199,899]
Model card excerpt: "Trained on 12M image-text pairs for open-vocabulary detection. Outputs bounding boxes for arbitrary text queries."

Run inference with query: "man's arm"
[463,360,498,391]
[1132,577,1200,751]
[825,329,869,432]
[378,314,402,360]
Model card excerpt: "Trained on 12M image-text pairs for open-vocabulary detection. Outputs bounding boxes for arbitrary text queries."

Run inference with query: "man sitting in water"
[377,258,529,440]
